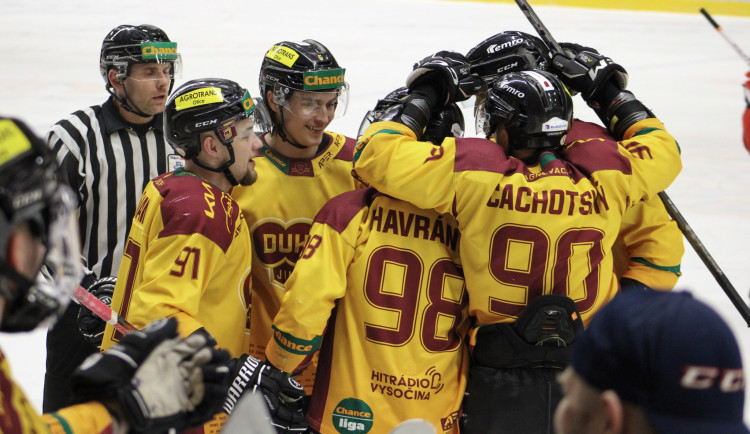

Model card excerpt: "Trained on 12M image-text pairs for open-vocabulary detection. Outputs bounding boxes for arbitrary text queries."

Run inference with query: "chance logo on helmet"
[303,68,346,90]
[141,41,178,60]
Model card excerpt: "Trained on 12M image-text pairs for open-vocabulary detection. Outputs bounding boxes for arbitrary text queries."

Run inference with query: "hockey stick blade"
[74,285,137,334]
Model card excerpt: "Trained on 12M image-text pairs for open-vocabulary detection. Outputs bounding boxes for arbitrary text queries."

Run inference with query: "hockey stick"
[700,8,750,67]
[658,192,750,326]
[74,285,136,334]
[514,0,750,327]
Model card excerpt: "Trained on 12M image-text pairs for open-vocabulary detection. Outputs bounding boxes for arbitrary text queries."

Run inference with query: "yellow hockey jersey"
[566,121,683,290]
[353,119,682,326]
[102,169,252,357]
[0,348,114,433]
[266,188,468,434]
[231,131,362,391]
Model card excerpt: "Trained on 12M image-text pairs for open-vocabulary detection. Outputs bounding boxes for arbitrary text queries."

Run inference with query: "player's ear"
[265,89,280,114]
[600,389,623,433]
[108,69,121,88]
[200,133,221,157]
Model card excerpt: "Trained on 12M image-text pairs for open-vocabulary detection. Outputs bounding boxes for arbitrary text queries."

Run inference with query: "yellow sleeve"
[265,215,359,373]
[614,196,684,290]
[43,402,114,434]
[353,121,458,214]
[619,118,682,204]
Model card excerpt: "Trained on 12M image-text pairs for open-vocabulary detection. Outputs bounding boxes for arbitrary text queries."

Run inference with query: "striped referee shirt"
[47,97,184,279]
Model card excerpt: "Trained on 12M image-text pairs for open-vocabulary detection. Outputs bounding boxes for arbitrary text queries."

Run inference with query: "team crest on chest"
[251,218,312,289]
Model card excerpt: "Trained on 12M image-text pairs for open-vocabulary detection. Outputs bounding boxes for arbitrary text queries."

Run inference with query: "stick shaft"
[514,0,563,53]
[658,192,750,326]
[74,285,136,334]
[700,8,750,66]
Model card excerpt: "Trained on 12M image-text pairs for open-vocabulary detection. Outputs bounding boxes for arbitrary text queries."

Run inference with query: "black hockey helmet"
[0,117,81,332]
[477,70,572,150]
[99,24,182,94]
[164,78,270,184]
[259,39,349,118]
[467,31,551,85]
[358,87,465,144]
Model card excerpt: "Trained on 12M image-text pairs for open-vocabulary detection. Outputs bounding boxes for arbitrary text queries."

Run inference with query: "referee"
[43,24,184,412]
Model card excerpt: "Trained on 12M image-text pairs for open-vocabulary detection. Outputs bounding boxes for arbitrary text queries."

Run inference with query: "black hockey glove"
[77,276,116,350]
[550,46,628,101]
[222,354,307,433]
[406,50,483,107]
[71,318,231,433]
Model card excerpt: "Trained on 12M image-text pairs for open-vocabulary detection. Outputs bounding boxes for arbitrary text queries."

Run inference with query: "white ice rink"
[2,0,750,425]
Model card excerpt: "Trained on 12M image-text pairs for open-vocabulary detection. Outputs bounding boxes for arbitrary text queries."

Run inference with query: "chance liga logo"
[332,398,374,434]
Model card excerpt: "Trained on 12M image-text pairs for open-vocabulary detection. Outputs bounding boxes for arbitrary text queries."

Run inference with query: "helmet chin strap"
[277,109,308,150]
[191,144,240,187]
[107,85,153,119]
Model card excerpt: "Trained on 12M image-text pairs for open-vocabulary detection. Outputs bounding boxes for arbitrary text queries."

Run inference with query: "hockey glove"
[71,318,231,433]
[222,354,307,433]
[76,276,116,350]
[550,47,628,101]
[406,50,483,107]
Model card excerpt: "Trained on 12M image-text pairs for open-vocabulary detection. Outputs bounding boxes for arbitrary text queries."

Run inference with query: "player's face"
[278,90,337,148]
[229,117,263,186]
[554,368,610,434]
[122,62,172,115]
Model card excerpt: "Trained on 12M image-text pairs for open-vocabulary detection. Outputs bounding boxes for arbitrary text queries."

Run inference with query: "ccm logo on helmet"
[680,366,745,392]
[195,119,218,128]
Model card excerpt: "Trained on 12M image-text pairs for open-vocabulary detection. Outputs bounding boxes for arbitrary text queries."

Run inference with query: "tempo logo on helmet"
[487,38,523,53]
[175,87,224,111]
[332,398,374,434]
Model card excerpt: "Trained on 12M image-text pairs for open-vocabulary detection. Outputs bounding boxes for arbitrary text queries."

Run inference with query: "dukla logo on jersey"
[251,219,311,289]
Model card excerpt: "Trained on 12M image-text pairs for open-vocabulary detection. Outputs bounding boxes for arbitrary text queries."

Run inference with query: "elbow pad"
[590,83,655,140]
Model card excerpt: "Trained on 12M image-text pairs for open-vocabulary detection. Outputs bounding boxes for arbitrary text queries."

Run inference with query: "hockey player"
[44,23,184,412]
[231,39,363,392]
[0,116,229,433]
[265,95,469,434]
[353,48,682,433]
[555,290,748,434]
[466,31,684,292]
